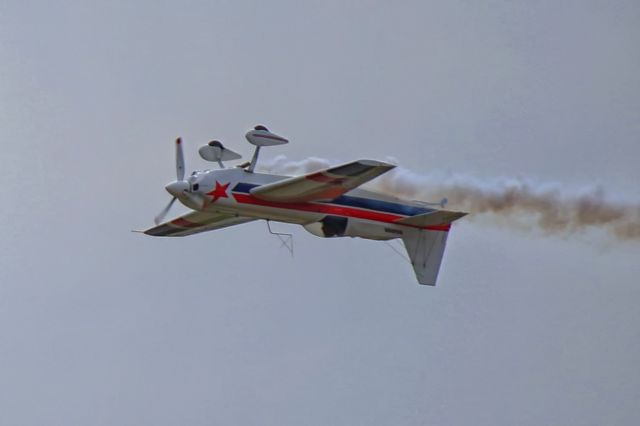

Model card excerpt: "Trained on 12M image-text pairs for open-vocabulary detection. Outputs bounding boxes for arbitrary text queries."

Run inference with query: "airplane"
[143,125,467,286]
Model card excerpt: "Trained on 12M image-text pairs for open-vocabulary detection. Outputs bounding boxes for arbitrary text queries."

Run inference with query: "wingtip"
[357,159,396,169]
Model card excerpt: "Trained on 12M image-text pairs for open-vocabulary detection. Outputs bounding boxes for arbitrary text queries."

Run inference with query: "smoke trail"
[259,155,640,241]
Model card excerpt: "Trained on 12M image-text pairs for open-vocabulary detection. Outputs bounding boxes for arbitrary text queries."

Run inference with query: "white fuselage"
[175,167,435,240]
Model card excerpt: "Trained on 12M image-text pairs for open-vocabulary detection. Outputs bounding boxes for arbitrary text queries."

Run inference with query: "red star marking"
[206,181,230,203]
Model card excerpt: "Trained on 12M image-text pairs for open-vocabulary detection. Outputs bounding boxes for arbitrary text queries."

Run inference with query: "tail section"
[401,229,450,286]
[396,208,466,286]
[396,210,467,227]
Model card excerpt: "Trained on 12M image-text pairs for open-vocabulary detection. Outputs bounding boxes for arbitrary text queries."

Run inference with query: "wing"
[144,210,254,237]
[251,159,395,203]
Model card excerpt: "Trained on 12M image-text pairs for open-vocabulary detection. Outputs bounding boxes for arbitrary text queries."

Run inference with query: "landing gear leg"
[266,220,294,257]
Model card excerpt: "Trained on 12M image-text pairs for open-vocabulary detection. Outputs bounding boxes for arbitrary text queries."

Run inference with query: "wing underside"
[250,159,395,203]
[144,211,254,237]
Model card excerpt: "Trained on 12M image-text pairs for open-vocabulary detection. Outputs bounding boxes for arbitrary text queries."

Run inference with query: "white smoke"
[259,155,640,241]
[259,155,332,176]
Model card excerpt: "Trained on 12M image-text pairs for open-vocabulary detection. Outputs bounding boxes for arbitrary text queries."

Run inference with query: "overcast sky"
[1,1,639,425]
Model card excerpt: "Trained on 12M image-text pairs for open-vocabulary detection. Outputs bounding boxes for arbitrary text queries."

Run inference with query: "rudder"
[401,229,449,286]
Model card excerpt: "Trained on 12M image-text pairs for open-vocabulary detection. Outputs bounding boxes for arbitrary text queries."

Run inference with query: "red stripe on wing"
[171,218,201,228]
[305,173,346,184]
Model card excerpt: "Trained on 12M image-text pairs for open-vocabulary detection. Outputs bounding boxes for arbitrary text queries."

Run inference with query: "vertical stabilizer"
[401,229,450,286]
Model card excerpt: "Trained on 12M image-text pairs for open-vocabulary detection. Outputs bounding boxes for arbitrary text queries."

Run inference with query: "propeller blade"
[154,197,177,225]
[176,138,185,181]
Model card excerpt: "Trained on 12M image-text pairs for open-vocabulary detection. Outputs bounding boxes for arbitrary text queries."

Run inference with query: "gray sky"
[1,1,639,425]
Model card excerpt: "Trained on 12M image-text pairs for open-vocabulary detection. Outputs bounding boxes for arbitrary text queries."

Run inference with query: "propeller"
[154,138,189,225]
[154,197,177,225]
[176,137,185,180]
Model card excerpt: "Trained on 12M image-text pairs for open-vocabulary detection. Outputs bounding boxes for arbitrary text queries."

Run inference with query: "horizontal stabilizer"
[250,159,395,203]
[396,210,467,227]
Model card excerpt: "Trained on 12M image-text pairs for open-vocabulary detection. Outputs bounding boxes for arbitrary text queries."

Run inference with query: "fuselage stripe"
[231,183,450,232]
[233,182,432,216]
[232,192,405,223]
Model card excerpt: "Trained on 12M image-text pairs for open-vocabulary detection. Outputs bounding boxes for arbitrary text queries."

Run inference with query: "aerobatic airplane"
[143,126,467,286]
